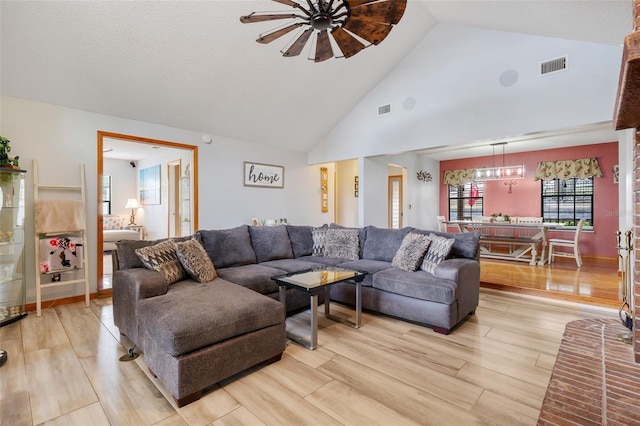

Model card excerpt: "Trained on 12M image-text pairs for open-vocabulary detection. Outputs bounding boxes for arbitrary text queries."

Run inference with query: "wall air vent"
[378,104,391,115]
[540,56,568,75]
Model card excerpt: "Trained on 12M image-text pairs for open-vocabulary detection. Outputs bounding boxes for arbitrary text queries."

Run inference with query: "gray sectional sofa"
[112,223,480,405]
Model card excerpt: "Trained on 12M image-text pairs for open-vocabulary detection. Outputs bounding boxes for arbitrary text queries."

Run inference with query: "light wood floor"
[0,289,619,426]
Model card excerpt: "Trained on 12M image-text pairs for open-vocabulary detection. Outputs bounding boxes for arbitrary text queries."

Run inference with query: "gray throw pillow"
[392,233,432,272]
[421,233,456,274]
[173,237,217,283]
[312,226,328,256]
[135,239,187,284]
[324,228,359,260]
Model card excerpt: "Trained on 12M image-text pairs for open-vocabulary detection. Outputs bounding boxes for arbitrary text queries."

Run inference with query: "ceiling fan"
[240,0,407,62]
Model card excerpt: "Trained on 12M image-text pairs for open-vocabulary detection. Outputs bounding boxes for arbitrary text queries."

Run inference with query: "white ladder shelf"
[33,160,90,316]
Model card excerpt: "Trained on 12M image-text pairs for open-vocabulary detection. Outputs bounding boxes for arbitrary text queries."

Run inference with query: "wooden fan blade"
[349,0,407,24]
[283,28,313,57]
[345,0,379,8]
[343,18,392,45]
[272,0,299,7]
[257,23,302,44]
[331,27,367,58]
[240,13,297,23]
[314,30,334,62]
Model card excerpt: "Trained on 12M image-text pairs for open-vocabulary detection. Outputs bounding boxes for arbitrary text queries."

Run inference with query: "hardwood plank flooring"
[480,256,622,308]
[0,289,620,425]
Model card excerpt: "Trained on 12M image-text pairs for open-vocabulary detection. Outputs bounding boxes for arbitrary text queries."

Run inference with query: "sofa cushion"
[286,225,314,258]
[248,225,294,263]
[421,234,456,274]
[173,237,217,283]
[138,279,284,357]
[391,232,432,272]
[199,225,257,268]
[372,268,458,304]
[329,223,367,256]
[414,229,480,260]
[135,239,187,285]
[116,240,158,269]
[361,226,412,262]
[296,255,350,266]
[215,264,285,294]
[260,258,325,273]
[311,226,328,256]
[324,228,359,260]
[336,258,394,287]
[116,235,199,270]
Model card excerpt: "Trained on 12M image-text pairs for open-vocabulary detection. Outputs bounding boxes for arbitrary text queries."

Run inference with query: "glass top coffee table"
[272,266,367,350]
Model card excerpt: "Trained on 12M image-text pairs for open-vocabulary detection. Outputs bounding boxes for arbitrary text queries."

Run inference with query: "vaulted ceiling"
[1,1,632,155]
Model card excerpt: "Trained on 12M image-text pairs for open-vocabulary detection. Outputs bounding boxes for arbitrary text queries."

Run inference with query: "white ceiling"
[1,0,632,158]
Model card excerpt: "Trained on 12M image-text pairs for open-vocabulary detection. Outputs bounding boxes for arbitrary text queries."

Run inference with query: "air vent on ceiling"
[378,104,391,115]
[540,56,567,75]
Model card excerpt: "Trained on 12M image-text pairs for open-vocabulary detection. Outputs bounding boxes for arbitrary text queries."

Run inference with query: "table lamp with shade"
[125,198,141,225]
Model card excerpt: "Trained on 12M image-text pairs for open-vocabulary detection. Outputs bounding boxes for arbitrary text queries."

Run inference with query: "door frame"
[97,131,199,295]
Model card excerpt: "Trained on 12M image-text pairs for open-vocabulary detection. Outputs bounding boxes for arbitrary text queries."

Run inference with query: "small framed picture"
[355,190,359,197]
[613,165,620,184]
[251,218,259,226]
[355,176,359,183]
[354,183,359,190]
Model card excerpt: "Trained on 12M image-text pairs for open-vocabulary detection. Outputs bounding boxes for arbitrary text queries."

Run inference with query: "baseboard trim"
[25,293,98,313]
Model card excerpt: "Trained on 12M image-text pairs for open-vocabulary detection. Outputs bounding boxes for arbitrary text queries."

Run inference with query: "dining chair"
[514,216,543,240]
[547,218,586,267]
[436,215,448,232]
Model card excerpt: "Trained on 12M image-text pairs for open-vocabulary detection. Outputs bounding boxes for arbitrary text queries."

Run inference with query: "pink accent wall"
[439,142,619,258]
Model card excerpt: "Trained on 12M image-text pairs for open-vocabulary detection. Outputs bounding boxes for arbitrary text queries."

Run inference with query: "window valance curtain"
[534,158,603,181]
[443,168,476,185]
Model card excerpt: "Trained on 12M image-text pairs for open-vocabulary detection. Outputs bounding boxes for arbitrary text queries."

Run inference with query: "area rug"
[538,319,640,425]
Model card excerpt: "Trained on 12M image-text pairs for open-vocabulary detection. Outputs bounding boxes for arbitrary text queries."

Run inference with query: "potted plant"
[0,136,12,168]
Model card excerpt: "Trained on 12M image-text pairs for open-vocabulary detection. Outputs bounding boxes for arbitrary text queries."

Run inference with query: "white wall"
[309,23,623,164]
[135,148,191,240]
[2,95,331,303]
[103,158,137,219]
[361,152,439,230]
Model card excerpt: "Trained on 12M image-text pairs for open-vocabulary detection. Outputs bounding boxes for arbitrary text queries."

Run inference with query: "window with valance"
[442,168,476,185]
[534,158,603,181]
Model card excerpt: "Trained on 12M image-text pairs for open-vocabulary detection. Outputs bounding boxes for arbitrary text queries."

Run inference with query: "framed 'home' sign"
[244,162,284,188]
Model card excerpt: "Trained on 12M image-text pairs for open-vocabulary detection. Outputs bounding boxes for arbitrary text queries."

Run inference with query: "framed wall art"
[244,162,284,188]
[321,167,328,212]
[139,164,161,205]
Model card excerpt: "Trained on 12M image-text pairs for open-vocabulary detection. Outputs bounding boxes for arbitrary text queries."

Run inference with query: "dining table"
[445,220,561,266]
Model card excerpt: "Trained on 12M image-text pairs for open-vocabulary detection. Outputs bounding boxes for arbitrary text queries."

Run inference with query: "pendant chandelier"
[474,143,525,181]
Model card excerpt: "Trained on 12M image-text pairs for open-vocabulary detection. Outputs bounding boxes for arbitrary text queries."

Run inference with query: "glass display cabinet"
[180,176,191,236]
[0,167,26,326]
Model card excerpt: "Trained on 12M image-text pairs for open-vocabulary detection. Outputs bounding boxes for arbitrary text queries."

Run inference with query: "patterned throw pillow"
[135,239,186,285]
[324,228,360,260]
[421,233,456,274]
[173,238,217,283]
[103,215,126,230]
[392,233,432,272]
[311,227,328,256]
